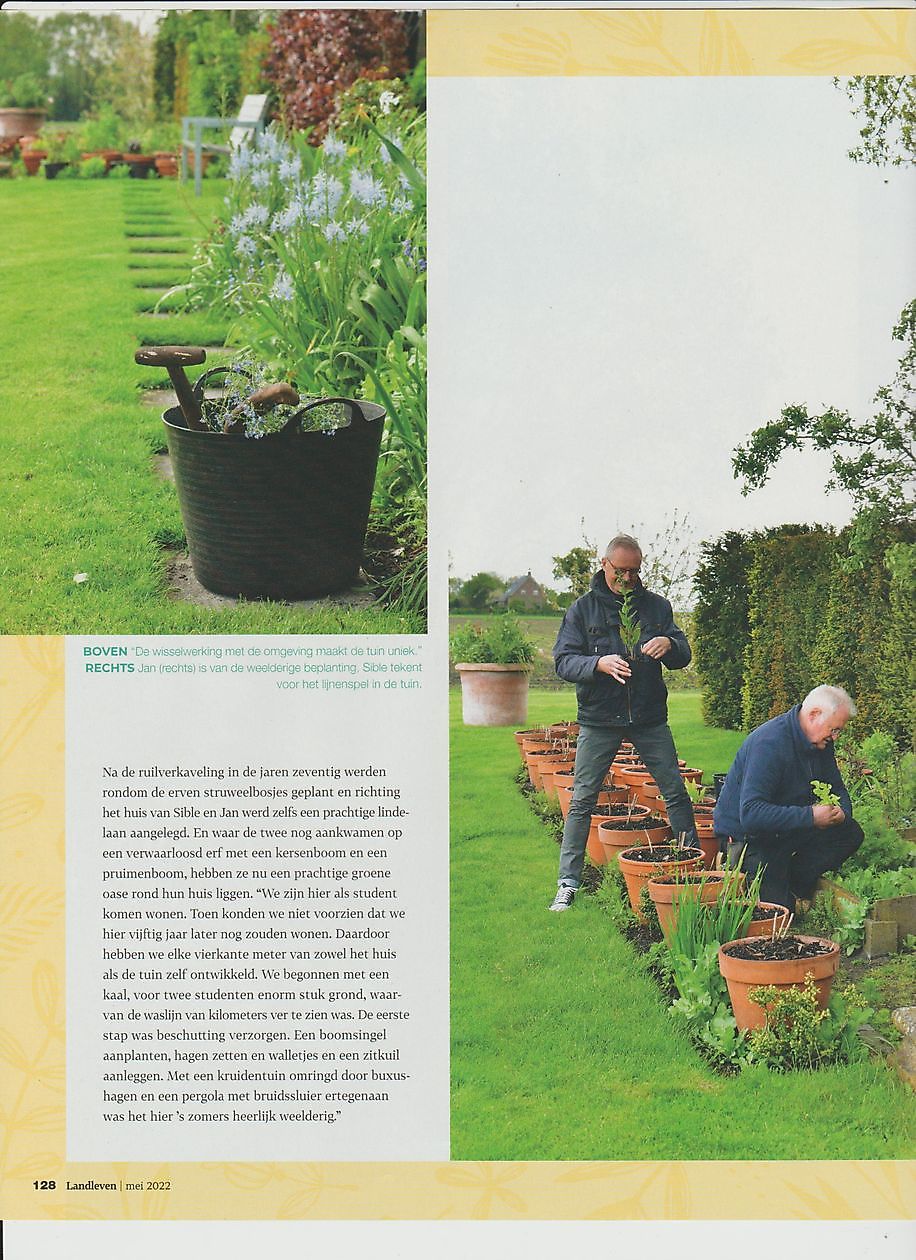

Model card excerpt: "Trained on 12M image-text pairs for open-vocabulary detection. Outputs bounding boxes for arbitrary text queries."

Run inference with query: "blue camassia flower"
[271,271,295,303]
[349,168,386,207]
[323,131,347,161]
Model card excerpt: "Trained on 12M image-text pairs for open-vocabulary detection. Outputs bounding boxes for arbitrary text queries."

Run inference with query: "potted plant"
[0,75,48,144]
[41,129,81,179]
[595,803,662,865]
[135,349,387,601]
[79,106,126,170]
[718,930,841,1031]
[617,833,705,918]
[18,136,46,176]
[123,138,155,178]
[450,615,535,726]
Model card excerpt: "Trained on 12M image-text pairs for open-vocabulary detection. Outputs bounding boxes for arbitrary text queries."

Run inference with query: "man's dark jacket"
[552,571,691,727]
[713,705,853,839]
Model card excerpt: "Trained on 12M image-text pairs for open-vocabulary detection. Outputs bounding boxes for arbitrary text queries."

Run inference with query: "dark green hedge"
[694,524,915,747]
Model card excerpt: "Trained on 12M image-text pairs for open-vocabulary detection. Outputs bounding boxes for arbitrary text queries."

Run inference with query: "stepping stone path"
[164,553,378,612]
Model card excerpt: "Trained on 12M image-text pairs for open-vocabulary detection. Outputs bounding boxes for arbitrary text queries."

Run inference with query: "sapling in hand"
[811,780,841,807]
[617,578,641,659]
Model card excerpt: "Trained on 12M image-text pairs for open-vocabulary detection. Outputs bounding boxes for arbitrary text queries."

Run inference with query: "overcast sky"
[433,75,915,586]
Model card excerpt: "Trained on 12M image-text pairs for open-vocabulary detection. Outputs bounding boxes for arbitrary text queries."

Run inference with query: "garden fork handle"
[134,345,208,430]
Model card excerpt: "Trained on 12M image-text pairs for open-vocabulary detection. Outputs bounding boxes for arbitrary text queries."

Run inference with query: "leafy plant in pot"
[0,74,48,144]
[41,128,81,178]
[135,348,386,602]
[717,920,841,1032]
[450,615,535,726]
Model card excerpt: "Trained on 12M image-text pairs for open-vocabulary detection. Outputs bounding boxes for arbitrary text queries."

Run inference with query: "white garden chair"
[180,93,270,196]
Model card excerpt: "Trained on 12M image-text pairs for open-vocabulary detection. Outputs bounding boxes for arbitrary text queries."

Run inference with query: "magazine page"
[0,3,914,1256]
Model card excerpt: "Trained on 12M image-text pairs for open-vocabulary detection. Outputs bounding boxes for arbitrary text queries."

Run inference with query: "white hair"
[604,534,642,559]
[801,684,857,718]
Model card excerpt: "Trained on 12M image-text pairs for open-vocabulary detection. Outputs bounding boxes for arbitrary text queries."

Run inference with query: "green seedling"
[617,579,641,658]
[811,780,841,807]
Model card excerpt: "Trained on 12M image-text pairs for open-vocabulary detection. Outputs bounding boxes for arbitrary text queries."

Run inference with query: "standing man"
[549,534,697,911]
[713,685,864,912]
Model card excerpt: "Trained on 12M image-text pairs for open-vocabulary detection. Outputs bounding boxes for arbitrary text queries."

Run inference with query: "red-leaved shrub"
[264,10,409,141]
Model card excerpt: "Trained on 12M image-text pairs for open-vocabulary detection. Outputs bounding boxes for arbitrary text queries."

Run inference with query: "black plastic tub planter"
[136,346,385,601]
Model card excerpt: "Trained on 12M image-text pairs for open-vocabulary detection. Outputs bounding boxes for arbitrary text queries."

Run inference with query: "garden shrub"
[693,531,753,729]
[78,155,107,178]
[449,615,534,666]
[745,978,872,1071]
[875,542,916,748]
[263,10,409,141]
[741,527,835,729]
[694,522,915,749]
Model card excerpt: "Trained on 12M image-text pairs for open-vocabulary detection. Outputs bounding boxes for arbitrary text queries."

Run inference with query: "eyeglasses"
[603,560,641,576]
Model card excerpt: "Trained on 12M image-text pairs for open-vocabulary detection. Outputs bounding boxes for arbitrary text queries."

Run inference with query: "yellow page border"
[2,6,915,1222]
[428,8,916,76]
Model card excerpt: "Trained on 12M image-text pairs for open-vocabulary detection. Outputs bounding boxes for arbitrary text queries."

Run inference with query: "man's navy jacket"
[713,705,853,839]
[552,571,691,727]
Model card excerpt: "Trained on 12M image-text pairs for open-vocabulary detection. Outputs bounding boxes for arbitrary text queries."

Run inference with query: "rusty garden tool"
[134,345,207,430]
[222,381,301,434]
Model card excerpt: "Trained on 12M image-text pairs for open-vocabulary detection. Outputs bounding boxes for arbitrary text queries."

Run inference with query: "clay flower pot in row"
[588,804,654,864]
[556,780,628,820]
[717,934,840,1031]
[617,843,704,918]
[527,747,575,792]
[647,870,728,942]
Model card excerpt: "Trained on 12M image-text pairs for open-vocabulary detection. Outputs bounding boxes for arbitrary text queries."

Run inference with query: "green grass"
[0,180,422,633]
[450,689,914,1160]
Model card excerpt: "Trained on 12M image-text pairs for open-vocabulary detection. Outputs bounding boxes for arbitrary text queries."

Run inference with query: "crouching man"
[714,684,864,913]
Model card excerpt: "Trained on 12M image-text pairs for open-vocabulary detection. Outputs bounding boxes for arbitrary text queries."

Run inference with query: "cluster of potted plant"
[12,109,220,181]
[519,719,846,1055]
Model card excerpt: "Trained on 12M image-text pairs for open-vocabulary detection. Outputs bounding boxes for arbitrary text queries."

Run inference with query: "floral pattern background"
[2,6,916,1222]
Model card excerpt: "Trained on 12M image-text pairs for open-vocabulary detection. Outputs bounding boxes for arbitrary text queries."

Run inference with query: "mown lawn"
[450,688,914,1160]
[0,180,422,634]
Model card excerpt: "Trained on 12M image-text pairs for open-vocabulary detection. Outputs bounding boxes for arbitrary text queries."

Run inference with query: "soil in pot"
[717,933,840,1031]
[617,843,703,917]
[744,902,791,938]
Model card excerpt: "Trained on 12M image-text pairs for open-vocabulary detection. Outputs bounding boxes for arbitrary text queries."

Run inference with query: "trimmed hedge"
[694,524,915,746]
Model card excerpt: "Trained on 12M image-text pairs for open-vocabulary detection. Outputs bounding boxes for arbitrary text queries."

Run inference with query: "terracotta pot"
[548,721,578,739]
[635,781,664,812]
[744,902,792,939]
[520,735,552,758]
[647,871,727,942]
[21,147,45,175]
[513,728,542,761]
[587,806,652,866]
[691,812,720,869]
[717,934,840,1031]
[528,748,575,793]
[455,663,530,726]
[154,151,179,177]
[615,766,655,791]
[0,107,47,144]
[617,845,704,918]
[680,767,704,785]
[556,782,626,820]
[598,817,668,869]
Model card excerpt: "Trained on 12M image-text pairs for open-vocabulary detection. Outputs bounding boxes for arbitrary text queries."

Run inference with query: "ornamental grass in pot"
[450,615,534,727]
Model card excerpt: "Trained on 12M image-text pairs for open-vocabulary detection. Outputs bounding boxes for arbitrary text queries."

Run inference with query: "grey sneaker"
[549,886,576,912]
